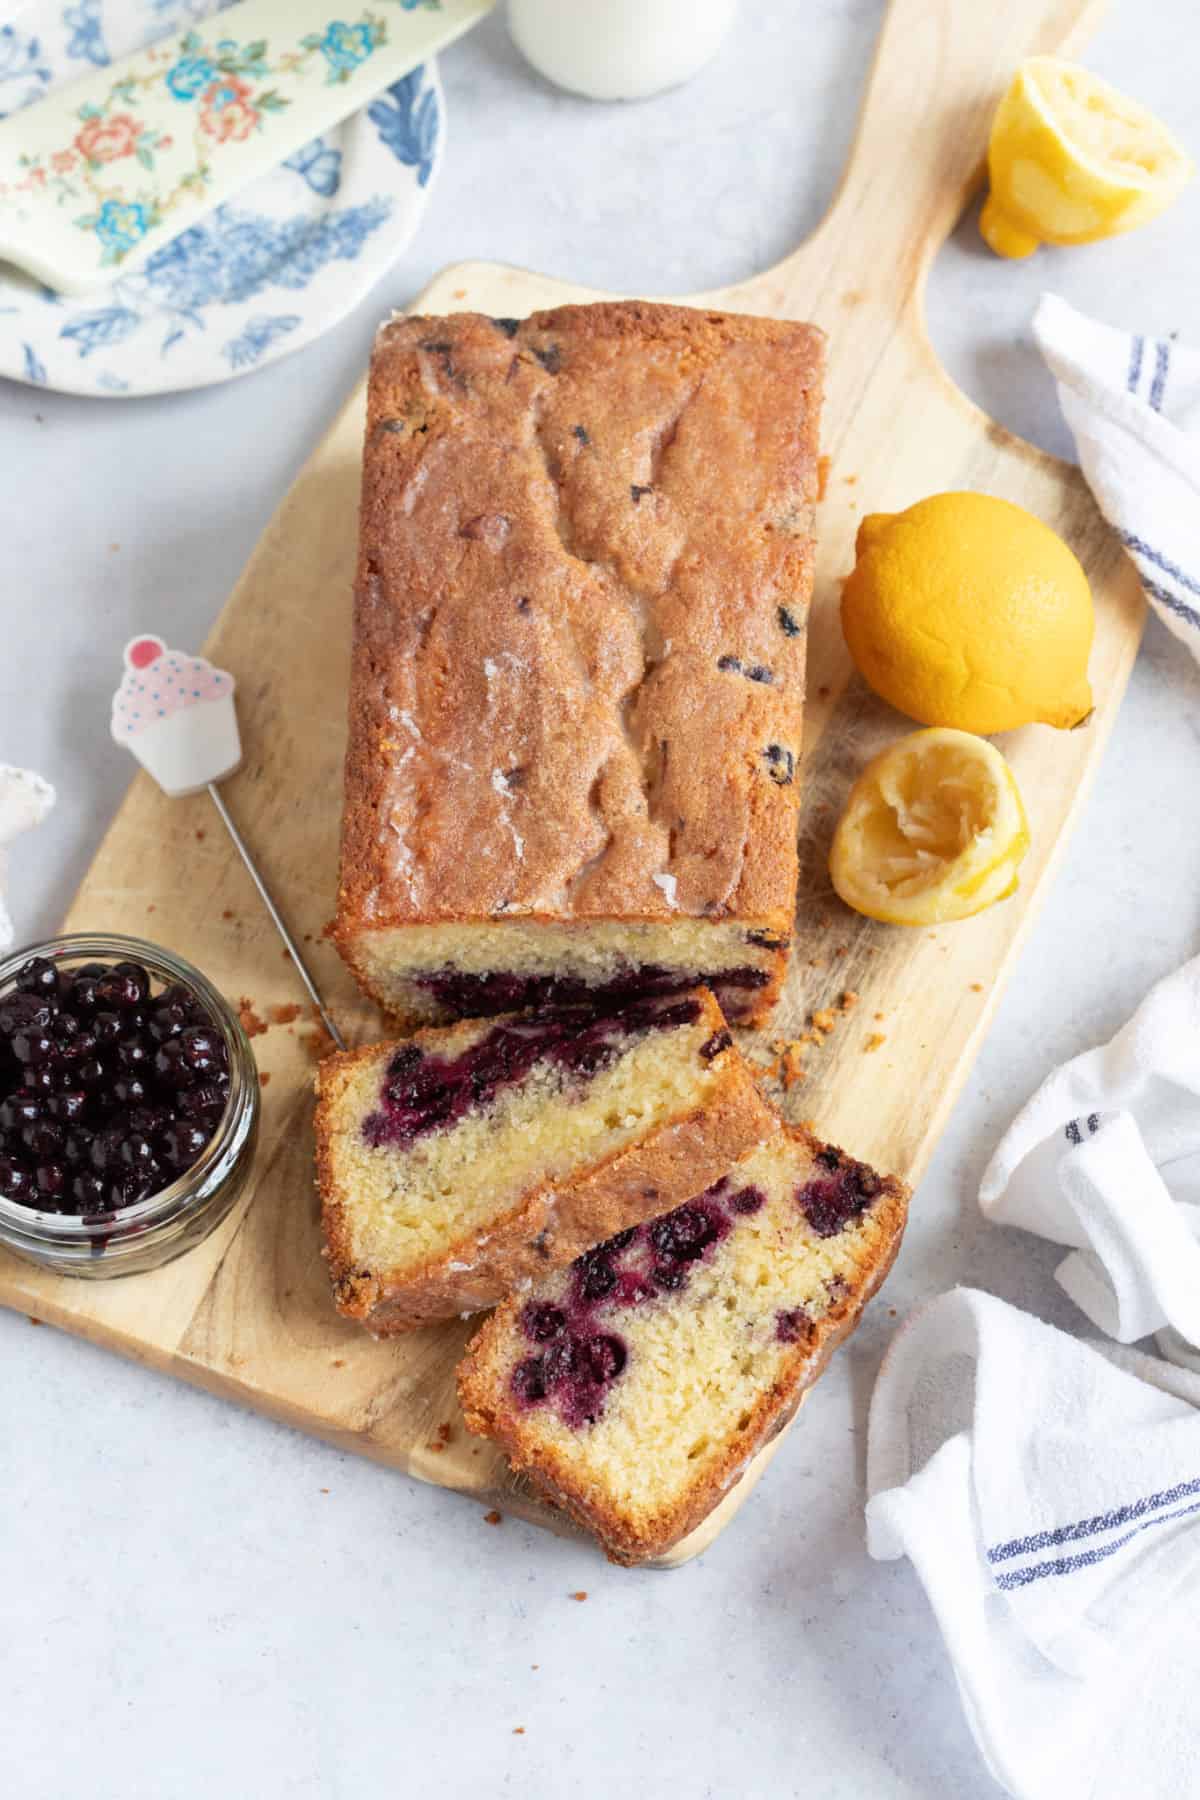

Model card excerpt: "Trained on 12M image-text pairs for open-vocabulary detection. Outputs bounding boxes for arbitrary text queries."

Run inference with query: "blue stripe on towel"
[989,1473,1200,1564]
[1141,574,1200,634]
[994,1497,1200,1590]
[1127,335,1145,393]
[1150,340,1171,411]
[1117,531,1200,601]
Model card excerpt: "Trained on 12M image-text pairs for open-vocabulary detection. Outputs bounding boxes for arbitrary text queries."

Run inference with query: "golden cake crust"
[456,1126,908,1565]
[334,300,825,1022]
[314,990,777,1335]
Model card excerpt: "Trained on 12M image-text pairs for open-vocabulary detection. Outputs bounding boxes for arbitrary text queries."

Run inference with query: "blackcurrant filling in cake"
[416,963,770,1024]
[362,994,702,1150]
[798,1148,882,1238]
[0,955,231,1222]
[510,1154,883,1428]
[509,1184,737,1427]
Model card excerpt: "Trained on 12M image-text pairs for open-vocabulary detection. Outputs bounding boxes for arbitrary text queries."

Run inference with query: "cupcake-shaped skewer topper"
[111,636,241,798]
[109,634,344,1051]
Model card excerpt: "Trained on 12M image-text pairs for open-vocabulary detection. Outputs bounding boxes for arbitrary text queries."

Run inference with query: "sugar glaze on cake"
[315,988,776,1335]
[334,300,825,1027]
[458,1125,907,1564]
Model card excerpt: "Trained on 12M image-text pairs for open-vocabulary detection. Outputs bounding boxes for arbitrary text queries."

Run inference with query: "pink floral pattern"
[198,78,261,145]
[75,113,143,165]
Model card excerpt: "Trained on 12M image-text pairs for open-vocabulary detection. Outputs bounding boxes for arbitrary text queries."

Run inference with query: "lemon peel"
[829,729,1030,927]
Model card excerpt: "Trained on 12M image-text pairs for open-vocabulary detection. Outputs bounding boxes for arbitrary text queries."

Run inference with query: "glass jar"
[0,933,259,1279]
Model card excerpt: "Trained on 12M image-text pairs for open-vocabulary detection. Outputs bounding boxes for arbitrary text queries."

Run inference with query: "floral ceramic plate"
[0,0,445,394]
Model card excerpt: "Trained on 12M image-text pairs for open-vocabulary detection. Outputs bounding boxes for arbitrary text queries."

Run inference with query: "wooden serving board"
[0,0,1144,1566]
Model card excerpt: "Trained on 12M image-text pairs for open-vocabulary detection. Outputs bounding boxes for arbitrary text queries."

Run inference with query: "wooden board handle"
[778,0,1107,314]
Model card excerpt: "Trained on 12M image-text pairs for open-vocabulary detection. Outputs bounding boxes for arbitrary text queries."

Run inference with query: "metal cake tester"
[110,635,344,1052]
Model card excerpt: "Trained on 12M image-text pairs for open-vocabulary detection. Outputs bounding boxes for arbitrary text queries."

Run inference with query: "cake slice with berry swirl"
[457,1125,907,1564]
[315,988,774,1335]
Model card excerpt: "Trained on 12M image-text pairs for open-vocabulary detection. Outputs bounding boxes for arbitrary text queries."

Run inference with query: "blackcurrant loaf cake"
[457,1125,908,1565]
[334,300,825,1029]
[315,987,776,1335]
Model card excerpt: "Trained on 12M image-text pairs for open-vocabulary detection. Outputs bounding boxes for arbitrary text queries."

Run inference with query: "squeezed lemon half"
[829,729,1030,927]
[982,57,1194,259]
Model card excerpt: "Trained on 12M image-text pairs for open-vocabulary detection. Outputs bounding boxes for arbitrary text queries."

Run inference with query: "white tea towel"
[980,956,1200,1366]
[866,1287,1200,1800]
[0,765,54,951]
[1033,293,1200,662]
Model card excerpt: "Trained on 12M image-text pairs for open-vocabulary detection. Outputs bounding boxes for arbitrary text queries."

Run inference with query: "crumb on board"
[513,1728,525,1736]
[195,829,205,842]
[865,1033,887,1053]
[816,454,831,500]
[436,1422,454,1444]
[843,473,858,485]
[258,1072,271,1088]
[238,999,268,1038]
[281,947,292,961]
[571,1591,588,1602]
[834,945,848,958]
[453,287,467,299]
[300,1023,336,1062]
[484,1509,503,1526]
[331,1359,345,1369]
[271,1003,302,1026]
[109,540,120,551]
[874,1011,885,1021]
[811,1008,836,1034]
[146,904,156,914]
[839,990,858,1012]
[28,1316,41,1326]
[764,1040,807,1089]
[222,909,235,920]
[970,982,983,992]
[817,684,831,700]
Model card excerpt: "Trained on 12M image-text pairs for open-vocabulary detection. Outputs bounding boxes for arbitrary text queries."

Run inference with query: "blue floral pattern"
[224,313,302,369]
[136,196,391,309]
[308,21,378,82]
[89,198,153,259]
[165,52,216,99]
[0,27,52,117]
[369,68,439,187]
[23,343,48,384]
[63,2,109,68]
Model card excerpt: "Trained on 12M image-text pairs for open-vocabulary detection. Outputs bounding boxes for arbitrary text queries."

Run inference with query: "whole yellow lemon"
[840,492,1094,734]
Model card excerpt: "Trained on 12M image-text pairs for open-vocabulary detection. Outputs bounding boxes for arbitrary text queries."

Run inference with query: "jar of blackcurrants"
[0,934,259,1279]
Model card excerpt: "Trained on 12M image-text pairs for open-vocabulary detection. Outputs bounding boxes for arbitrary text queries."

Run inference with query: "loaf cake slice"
[315,988,775,1335]
[458,1125,908,1564]
[334,300,825,1029]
